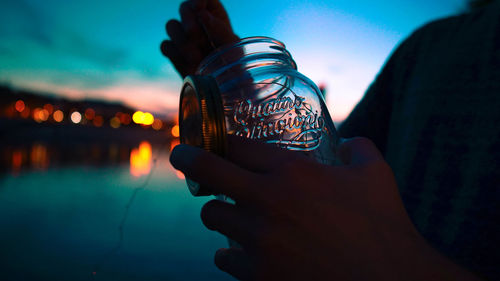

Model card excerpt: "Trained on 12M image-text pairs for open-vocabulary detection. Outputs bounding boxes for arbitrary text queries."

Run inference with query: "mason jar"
[179,36,340,196]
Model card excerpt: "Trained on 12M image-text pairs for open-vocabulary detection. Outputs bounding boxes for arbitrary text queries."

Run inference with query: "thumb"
[336,137,384,166]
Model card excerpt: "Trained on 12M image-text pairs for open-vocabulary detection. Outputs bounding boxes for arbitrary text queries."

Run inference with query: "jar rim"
[196,36,288,74]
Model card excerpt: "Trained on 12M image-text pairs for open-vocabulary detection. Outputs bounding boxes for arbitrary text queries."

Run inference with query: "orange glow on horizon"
[130,141,152,177]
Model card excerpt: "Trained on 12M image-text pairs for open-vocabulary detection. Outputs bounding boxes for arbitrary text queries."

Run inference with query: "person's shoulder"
[408,2,500,43]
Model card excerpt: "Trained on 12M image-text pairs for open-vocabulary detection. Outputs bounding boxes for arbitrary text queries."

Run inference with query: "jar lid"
[179,75,227,196]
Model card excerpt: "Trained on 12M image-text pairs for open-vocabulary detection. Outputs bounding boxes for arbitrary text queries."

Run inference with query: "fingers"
[226,135,297,172]
[179,1,211,55]
[170,144,261,201]
[160,40,189,78]
[215,247,254,281]
[166,20,187,45]
[189,0,226,11]
[197,10,238,47]
[336,137,384,166]
[164,19,204,76]
[201,199,256,243]
[179,1,198,33]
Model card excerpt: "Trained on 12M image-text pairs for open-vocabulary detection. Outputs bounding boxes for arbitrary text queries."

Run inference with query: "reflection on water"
[31,143,49,170]
[130,141,152,177]
[0,139,233,281]
[1,139,184,177]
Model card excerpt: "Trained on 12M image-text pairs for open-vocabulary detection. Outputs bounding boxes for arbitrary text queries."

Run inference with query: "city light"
[171,125,180,138]
[43,104,54,115]
[71,111,82,124]
[4,96,172,133]
[15,100,25,112]
[20,106,30,119]
[152,119,163,130]
[93,115,104,127]
[110,117,121,128]
[143,112,154,125]
[132,111,144,124]
[33,108,49,123]
[120,113,131,125]
[85,108,95,120]
[53,110,64,122]
[132,111,155,126]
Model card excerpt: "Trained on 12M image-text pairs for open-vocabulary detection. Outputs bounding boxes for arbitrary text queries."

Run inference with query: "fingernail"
[170,144,201,170]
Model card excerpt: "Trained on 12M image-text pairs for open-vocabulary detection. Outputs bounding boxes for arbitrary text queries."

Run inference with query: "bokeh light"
[15,100,25,112]
[43,104,54,115]
[93,115,104,127]
[143,112,154,126]
[53,110,64,122]
[132,111,144,124]
[85,108,95,120]
[152,119,163,130]
[71,111,82,124]
[33,108,49,123]
[20,107,30,119]
[171,125,180,138]
[120,113,132,125]
[110,117,121,128]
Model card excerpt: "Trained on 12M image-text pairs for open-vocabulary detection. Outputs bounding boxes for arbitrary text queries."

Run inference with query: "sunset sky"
[0,0,466,121]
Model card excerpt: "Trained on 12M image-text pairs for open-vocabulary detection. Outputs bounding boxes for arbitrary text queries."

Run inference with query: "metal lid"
[179,75,227,196]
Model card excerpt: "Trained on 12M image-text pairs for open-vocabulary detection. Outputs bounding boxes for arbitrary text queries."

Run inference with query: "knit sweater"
[339,2,500,279]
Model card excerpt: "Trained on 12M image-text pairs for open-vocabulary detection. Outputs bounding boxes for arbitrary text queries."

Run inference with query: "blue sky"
[0,0,466,120]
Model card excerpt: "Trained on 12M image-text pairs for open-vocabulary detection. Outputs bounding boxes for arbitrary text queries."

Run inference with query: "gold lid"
[179,75,227,196]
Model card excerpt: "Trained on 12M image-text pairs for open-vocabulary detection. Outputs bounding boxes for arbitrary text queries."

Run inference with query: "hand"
[161,0,239,78]
[170,136,481,281]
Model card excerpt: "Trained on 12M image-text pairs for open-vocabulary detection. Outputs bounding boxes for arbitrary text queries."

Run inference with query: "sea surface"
[0,142,234,281]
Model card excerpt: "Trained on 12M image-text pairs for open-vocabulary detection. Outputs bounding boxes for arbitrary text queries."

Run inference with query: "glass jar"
[179,37,340,196]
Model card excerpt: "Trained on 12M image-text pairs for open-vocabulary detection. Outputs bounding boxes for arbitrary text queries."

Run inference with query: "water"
[0,145,234,281]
